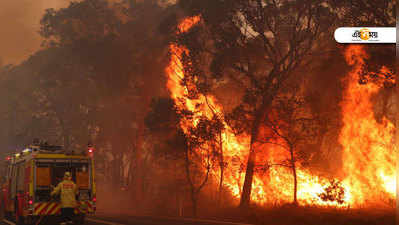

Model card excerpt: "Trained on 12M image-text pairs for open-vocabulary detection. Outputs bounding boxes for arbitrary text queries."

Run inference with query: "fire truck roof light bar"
[8,142,93,161]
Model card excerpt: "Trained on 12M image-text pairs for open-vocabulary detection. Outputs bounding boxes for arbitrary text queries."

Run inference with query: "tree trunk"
[239,131,257,208]
[290,147,298,205]
[218,132,224,206]
[240,103,268,208]
[185,151,199,217]
[292,163,298,205]
[141,158,149,198]
[64,131,70,151]
[204,96,225,206]
[58,118,70,151]
[112,154,122,187]
[191,192,198,217]
[134,130,145,202]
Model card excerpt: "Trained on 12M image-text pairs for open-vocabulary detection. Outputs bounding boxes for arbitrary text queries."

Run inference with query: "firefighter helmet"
[64,172,72,178]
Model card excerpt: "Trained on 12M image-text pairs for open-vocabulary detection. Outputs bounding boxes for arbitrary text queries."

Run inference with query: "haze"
[0,0,70,65]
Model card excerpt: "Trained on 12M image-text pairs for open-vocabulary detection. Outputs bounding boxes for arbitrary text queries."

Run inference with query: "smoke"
[0,0,70,65]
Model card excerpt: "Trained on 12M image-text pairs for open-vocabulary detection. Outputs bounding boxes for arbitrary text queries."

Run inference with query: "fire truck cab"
[2,143,96,225]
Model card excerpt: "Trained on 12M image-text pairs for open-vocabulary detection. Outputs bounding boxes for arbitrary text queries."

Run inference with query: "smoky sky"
[0,0,70,65]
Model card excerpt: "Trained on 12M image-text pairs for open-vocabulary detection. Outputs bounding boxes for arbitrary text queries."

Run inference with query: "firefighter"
[51,172,79,225]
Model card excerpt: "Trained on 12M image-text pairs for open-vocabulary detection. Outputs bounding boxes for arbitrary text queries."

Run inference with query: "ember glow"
[166,18,395,207]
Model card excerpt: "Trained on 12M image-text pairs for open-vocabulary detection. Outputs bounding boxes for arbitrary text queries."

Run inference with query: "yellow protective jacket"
[51,180,78,208]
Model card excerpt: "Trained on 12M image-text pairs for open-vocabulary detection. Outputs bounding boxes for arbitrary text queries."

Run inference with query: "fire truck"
[1,143,96,225]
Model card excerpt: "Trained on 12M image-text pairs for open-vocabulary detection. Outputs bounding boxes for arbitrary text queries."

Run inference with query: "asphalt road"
[1,215,253,225]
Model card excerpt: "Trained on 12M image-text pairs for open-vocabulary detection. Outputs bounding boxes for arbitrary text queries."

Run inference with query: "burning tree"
[177,0,336,207]
[262,93,320,205]
[145,96,224,216]
[184,116,224,216]
[0,0,395,220]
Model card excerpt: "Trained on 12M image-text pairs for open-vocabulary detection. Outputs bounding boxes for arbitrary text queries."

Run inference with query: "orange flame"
[340,45,395,205]
[166,18,395,207]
